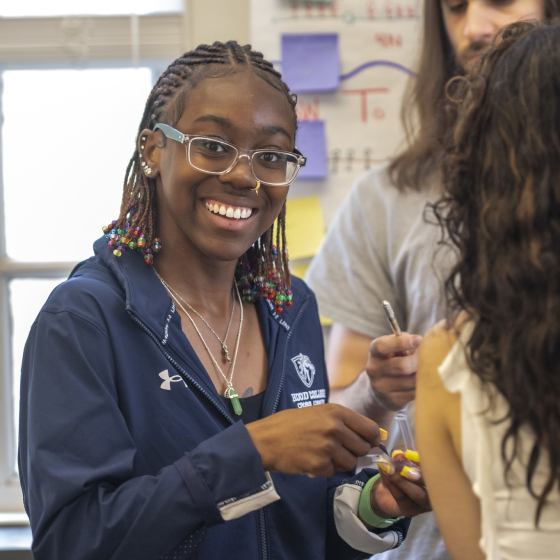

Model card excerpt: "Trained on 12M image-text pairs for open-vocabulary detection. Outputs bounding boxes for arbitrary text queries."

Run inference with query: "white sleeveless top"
[438,324,560,560]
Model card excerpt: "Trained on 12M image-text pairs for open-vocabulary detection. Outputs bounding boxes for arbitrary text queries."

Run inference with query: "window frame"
[0,13,184,513]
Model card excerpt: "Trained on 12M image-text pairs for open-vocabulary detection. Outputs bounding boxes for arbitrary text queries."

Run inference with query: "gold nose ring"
[252,180,261,195]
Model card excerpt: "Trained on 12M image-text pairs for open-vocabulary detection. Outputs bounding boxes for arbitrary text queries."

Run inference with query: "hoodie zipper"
[271,299,309,414]
[256,298,309,560]
[259,509,268,560]
[128,311,234,425]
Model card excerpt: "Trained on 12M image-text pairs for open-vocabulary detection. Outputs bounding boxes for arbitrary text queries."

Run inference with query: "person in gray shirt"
[306,1,555,559]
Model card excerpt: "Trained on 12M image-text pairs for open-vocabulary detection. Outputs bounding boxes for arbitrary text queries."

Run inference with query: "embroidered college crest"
[291,353,316,388]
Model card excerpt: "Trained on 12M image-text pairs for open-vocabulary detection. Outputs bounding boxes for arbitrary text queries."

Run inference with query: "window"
[0,0,183,18]
[3,68,152,262]
[0,9,185,513]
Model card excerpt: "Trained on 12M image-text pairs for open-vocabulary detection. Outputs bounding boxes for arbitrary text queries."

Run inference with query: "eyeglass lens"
[188,138,299,185]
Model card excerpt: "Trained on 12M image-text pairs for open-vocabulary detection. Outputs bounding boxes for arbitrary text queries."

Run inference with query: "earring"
[139,138,153,175]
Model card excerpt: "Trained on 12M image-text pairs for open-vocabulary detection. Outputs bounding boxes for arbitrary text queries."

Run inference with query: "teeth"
[205,201,253,219]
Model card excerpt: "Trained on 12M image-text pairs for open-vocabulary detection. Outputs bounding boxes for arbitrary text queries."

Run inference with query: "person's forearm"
[329,370,395,431]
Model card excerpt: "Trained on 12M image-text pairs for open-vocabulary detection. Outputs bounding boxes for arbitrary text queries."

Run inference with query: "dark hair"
[107,41,297,302]
[390,0,560,192]
[434,20,560,524]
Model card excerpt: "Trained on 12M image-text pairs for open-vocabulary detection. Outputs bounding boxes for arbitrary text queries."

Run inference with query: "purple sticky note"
[281,33,340,94]
[295,120,328,180]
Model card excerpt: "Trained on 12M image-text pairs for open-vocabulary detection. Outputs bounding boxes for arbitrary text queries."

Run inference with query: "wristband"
[358,474,404,529]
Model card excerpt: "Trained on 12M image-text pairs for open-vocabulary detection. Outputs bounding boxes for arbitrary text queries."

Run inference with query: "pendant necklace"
[154,270,244,416]
[157,276,236,363]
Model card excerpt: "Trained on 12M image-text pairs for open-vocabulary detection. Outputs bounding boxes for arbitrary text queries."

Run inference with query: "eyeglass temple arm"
[294,147,307,167]
[153,123,187,143]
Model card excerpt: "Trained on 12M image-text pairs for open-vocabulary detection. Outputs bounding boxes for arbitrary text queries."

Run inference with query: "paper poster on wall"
[295,120,328,179]
[281,33,340,93]
[251,0,422,226]
[285,195,325,260]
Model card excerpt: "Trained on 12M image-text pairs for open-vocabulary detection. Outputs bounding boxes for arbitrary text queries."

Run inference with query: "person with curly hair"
[416,20,560,560]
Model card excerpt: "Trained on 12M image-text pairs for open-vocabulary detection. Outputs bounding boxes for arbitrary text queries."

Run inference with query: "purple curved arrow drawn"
[340,60,416,81]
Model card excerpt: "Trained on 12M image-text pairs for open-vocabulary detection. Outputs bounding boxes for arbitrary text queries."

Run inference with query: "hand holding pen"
[364,301,423,412]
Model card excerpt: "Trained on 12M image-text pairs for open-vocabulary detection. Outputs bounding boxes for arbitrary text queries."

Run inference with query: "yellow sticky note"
[285,196,325,261]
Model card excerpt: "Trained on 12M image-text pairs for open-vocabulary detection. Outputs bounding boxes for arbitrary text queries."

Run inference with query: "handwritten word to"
[342,88,389,123]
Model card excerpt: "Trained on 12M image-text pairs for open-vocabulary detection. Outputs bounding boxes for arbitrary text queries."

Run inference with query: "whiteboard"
[250,0,422,226]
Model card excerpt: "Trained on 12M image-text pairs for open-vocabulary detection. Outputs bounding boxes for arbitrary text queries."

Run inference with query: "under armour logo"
[159,369,187,391]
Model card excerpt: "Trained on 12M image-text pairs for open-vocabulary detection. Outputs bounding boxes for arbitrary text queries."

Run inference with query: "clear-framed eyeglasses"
[153,123,307,187]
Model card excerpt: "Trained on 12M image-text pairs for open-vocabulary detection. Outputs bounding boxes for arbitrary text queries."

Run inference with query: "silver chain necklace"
[156,275,236,363]
[154,270,244,415]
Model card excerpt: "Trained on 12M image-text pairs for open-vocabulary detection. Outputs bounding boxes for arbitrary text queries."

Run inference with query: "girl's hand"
[371,455,432,519]
[247,403,382,478]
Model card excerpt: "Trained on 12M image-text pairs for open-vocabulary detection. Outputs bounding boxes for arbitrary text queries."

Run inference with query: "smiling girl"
[19,42,429,560]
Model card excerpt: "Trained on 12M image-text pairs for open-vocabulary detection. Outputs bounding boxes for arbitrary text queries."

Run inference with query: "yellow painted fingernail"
[405,450,419,463]
[400,466,420,480]
[391,449,403,458]
[380,428,388,441]
[377,462,393,475]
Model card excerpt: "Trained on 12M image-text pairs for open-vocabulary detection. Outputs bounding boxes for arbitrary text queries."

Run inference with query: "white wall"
[184,0,250,50]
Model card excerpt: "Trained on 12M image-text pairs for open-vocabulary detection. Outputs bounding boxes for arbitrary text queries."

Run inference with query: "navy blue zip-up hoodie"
[19,238,409,560]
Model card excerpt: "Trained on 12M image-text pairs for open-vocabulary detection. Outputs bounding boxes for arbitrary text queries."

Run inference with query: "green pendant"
[226,386,243,416]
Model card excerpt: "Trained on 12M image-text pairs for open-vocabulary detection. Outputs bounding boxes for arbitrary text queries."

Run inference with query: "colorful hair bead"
[234,251,293,308]
[102,214,161,265]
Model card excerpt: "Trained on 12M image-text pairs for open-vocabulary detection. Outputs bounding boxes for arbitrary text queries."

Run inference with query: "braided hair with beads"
[101,41,297,312]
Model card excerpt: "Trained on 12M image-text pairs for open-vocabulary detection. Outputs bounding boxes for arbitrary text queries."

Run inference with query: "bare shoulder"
[420,312,471,373]
[418,319,457,386]
[417,314,465,457]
